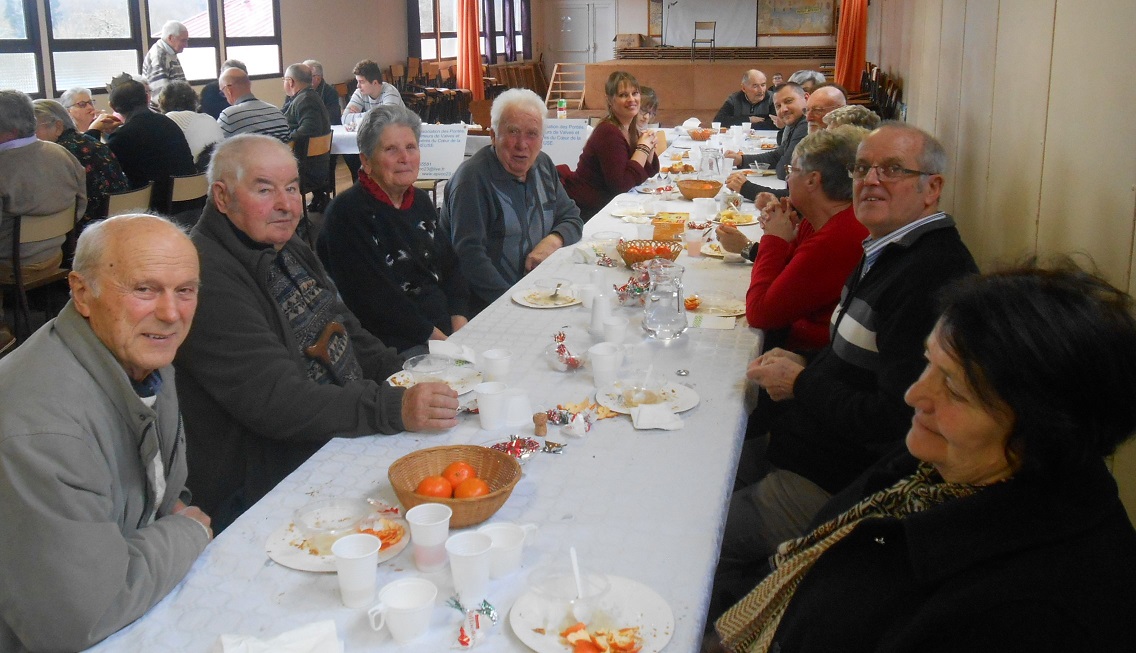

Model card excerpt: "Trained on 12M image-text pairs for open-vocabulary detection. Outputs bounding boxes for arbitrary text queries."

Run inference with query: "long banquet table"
[89,165,782,653]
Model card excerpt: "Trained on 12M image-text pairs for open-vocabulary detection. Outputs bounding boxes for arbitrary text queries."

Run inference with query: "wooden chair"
[691,21,716,61]
[2,206,76,341]
[469,98,492,132]
[298,132,334,247]
[104,183,154,218]
[391,63,407,91]
[166,172,209,227]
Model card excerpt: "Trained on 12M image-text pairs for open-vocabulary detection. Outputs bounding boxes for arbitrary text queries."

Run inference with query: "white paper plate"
[711,214,758,226]
[700,242,724,258]
[609,207,656,220]
[385,361,482,395]
[594,382,700,415]
[265,517,409,573]
[689,293,745,317]
[510,575,674,653]
[511,289,582,309]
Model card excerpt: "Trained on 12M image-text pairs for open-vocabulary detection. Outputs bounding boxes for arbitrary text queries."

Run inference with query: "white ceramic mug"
[331,533,381,608]
[445,531,493,606]
[368,577,437,642]
[405,503,452,572]
[477,522,537,578]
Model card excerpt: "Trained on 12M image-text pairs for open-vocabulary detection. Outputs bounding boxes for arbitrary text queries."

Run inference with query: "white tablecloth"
[88,191,772,653]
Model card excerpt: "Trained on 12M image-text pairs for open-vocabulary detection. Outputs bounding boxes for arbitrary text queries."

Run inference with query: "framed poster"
[648,0,662,38]
[757,0,835,36]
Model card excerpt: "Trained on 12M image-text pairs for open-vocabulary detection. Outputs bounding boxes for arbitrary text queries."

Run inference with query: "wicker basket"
[688,128,713,141]
[616,240,683,268]
[677,179,723,201]
[388,445,522,528]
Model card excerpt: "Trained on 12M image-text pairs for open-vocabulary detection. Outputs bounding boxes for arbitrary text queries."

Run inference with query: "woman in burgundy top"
[562,71,660,220]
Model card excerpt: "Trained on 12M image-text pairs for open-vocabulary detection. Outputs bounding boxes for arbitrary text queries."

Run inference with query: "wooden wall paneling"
[907,0,943,131]
[981,0,1056,266]
[933,0,966,217]
[1036,0,1136,289]
[948,0,999,262]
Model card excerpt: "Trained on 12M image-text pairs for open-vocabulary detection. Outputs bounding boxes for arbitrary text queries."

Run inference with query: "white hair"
[73,214,188,295]
[162,20,187,39]
[490,88,545,134]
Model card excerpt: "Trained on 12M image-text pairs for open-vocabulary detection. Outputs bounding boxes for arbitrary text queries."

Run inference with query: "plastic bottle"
[557,98,567,119]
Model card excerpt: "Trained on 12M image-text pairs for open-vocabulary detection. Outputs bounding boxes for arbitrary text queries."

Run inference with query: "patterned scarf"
[715,463,985,653]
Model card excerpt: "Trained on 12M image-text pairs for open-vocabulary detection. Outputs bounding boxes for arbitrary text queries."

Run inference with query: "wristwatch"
[742,240,758,262]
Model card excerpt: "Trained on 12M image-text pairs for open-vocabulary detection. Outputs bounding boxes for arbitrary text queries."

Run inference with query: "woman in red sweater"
[562,71,660,220]
[743,125,870,352]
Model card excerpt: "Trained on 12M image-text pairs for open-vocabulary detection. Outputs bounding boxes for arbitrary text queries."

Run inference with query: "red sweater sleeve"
[746,207,867,350]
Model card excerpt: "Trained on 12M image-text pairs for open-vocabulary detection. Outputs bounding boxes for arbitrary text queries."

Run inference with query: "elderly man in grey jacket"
[0,214,211,652]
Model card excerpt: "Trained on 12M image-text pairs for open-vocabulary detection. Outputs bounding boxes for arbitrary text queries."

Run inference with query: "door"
[546,1,615,64]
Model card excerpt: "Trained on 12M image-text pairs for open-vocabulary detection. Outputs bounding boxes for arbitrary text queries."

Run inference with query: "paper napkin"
[428,340,479,364]
[217,620,342,653]
[630,403,684,430]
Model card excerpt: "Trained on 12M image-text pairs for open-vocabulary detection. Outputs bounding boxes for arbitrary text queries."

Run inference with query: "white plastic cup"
[684,229,704,257]
[446,532,493,606]
[331,533,381,608]
[474,381,508,430]
[577,283,598,308]
[589,294,612,337]
[405,503,452,572]
[368,578,437,642]
[480,348,512,383]
[503,388,533,427]
[636,223,656,240]
[477,522,537,578]
[602,315,629,344]
[588,342,625,389]
[711,121,722,131]
[692,197,718,222]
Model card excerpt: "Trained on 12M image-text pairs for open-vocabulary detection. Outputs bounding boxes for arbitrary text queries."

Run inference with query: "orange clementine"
[415,475,453,498]
[453,477,490,499]
[442,461,477,489]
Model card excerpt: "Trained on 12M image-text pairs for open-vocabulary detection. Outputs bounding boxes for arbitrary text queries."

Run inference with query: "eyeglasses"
[805,105,840,116]
[785,164,795,175]
[70,100,95,109]
[847,163,936,181]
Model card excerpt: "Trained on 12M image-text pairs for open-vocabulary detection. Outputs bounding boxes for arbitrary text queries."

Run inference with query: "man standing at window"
[142,21,189,98]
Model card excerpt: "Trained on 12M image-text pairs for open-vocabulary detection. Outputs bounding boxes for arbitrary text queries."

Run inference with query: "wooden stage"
[577,50,835,126]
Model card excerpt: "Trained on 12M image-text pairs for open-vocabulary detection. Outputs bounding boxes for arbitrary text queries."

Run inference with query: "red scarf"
[359,172,415,210]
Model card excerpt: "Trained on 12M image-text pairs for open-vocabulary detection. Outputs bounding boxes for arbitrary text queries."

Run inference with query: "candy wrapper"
[489,435,541,461]
[447,597,498,649]
[545,331,584,372]
[613,266,652,307]
[545,407,595,438]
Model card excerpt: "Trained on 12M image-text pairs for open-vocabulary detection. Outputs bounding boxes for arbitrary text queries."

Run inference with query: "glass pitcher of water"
[699,147,725,180]
[642,259,687,340]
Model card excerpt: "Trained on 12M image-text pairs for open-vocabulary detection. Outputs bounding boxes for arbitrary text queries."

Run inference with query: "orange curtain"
[835,0,868,93]
[457,0,485,101]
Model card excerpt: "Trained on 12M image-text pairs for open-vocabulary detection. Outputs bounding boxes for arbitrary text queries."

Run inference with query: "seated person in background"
[33,99,127,225]
[440,89,583,313]
[281,62,332,195]
[199,59,245,119]
[0,214,212,651]
[318,105,469,354]
[637,85,658,130]
[718,126,869,352]
[770,72,784,86]
[216,67,291,142]
[60,86,121,137]
[725,84,847,206]
[788,69,826,94]
[709,124,978,621]
[0,90,86,352]
[824,103,881,130]
[342,59,407,183]
[803,84,846,134]
[726,82,808,183]
[158,81,225,171]
[293,58,344,213]
[711,264,1136,652]
[105,79,196,210]
[562,71,660,221]
[714,69,775,128]
[175,135,458,531]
